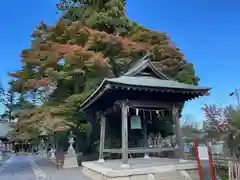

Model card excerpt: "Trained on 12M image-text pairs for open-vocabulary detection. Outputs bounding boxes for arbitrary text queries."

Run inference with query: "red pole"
[207,144,216,180]
[194,137,203,180]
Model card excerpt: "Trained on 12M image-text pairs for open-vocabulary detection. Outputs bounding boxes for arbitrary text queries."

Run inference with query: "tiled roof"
[80,54,211,110]
[106,76,209,90]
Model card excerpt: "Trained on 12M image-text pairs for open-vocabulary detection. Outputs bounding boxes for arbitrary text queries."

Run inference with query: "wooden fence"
[186,153,240,180]
[228,159,240,180]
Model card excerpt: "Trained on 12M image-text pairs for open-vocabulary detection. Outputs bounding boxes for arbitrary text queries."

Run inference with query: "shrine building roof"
[80,54,211,111]
[106,76,208,91]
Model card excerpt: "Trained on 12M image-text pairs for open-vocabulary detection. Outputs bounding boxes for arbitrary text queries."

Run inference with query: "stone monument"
[63,131,78,168]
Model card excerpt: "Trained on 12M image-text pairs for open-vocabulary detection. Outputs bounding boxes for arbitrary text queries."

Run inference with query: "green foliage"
[58,0,129,34]
[0,86,15,121]
[229,108,240,128]
[176,63,200,85]
[0,82,5,104]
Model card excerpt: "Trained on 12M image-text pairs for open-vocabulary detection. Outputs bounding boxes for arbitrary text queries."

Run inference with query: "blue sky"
[1,0,240,124]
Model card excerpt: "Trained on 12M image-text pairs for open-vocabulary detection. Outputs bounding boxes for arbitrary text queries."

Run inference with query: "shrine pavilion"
[80,54,211,168]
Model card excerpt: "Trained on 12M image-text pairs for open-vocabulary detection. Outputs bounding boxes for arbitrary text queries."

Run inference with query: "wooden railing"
[103,147,177,154]
[186,152,240,180]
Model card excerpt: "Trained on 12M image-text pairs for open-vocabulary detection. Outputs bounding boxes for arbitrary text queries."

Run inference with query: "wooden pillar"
[172,104,185,160]
[121,101,129,167]
[143,113,150,158]
[98,115,106,162]
[86,121,92,147]
[143,119,148,147]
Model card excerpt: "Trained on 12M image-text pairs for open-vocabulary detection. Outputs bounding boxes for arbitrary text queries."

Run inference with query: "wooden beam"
[172,104,185,160]
[98,115,106,162]
[121,101,129,166]
[127,100,172,109]
[103,147,177,154]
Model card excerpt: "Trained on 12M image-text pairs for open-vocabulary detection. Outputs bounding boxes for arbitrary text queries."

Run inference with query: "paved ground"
[0,154,91,180]
[0,155,36,180]
[0,154,10,165]
[34,155,91,180]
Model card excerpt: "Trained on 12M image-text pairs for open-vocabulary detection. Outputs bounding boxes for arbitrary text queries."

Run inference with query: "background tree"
[202,104,240,154]
[0,85,15,122]
[0,82,5,122]
[0,82,5,105]
[202,104,230,141]
[7,0,200,152]
[226,107,240,154]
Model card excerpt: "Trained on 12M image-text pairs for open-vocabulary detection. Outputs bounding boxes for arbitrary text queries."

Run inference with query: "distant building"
[0,121,13,152]
[0,122,12,140]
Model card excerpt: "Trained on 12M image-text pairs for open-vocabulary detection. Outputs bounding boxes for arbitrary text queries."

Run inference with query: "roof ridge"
[124,53,169,80]
[124,54,150,76]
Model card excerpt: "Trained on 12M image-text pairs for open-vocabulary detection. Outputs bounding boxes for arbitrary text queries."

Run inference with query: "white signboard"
[184,145,190,152]
[198,145,209,160]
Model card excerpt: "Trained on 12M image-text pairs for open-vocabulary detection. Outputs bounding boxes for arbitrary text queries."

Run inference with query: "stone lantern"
[63,131,78,168]
[39,128,48,157]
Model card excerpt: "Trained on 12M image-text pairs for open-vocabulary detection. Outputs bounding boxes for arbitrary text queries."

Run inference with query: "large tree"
[202,104,240,154]
[8,1,199,150]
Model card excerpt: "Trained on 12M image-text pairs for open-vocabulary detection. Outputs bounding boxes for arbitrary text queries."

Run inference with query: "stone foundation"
[63,156,78,168]
[82,158,200,180]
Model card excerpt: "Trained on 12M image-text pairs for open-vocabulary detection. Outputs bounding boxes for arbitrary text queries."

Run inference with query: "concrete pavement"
[33,155,91,180]
[0,154,91,180]
[0,155,36,180]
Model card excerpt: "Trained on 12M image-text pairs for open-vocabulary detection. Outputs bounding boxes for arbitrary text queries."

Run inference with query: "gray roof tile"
[107,76,209,90]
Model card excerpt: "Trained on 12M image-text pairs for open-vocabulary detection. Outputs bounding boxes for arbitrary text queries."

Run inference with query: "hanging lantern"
[130,113,142,130]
